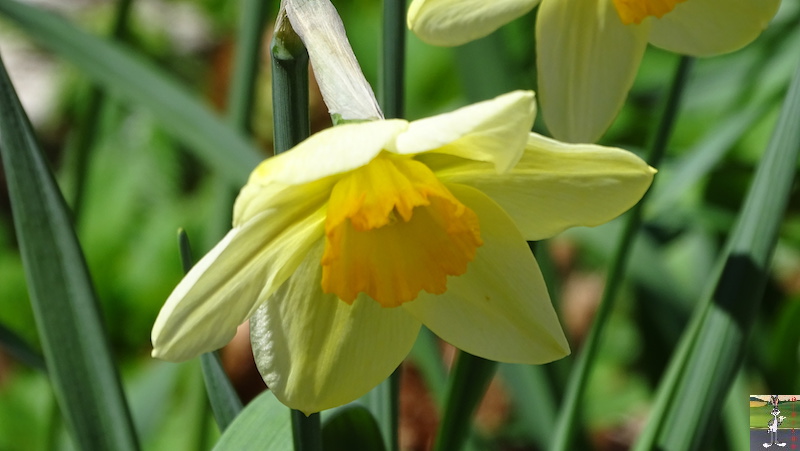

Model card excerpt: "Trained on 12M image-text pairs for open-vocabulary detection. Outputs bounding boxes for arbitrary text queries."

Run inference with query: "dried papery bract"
[282,0,382,121]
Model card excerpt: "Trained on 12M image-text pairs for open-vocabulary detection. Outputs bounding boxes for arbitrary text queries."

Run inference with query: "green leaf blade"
[0,53,139,451]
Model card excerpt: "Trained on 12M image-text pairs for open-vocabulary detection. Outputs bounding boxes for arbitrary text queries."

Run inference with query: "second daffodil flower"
[151,90,656,414]
[408,0,781,143]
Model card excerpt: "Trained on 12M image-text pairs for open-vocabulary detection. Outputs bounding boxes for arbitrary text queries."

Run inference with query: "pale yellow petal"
[246,119,408,187]
[233,176,334,227]
[402,184,569,364]
[425,133,656,241]
[408,0,541,46]
[391,91,535,173]
[251,240,421,414]
[536,0,650,143]
[648,0,780,56]
[151,204,326,362]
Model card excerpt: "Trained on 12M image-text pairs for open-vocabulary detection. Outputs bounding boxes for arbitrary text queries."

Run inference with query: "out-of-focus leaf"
[0,53,139,450]
[212,390,292,451]
[322,404,386,451]
[648,104,765,217]
[407,326,447,405]
[0,0,262,186]
[499,363,556,448]
[634,56,800,451]
[0,322,45,372]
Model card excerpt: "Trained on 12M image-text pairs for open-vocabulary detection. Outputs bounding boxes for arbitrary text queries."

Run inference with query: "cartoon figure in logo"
[764,395,787,448]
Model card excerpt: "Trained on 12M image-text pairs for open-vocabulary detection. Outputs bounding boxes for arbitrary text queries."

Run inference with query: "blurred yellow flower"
[151,90,655,414]
[408,0,781,143]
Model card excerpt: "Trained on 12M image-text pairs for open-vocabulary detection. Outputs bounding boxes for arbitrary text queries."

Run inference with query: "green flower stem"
[379,0,405,119]
[271,9,310,155]
[177,230,244,431]
[69,0,134,220]
[433,352,496,451]
[292,411,322,451]
[365,2,407,450]
[271,9,317,450]
[550,55,693,451]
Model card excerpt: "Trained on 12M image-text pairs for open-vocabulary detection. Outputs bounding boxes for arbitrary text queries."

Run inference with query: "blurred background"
[1,0,799,449]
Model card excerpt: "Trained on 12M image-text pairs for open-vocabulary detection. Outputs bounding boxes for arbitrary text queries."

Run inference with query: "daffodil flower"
[408,0,781,143]
[151,90,655,414]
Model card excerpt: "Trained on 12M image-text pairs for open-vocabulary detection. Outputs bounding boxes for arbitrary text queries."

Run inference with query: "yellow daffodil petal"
[612,0,686,25]
[391,91,535,173]
[250,240,421,414]
[425,133,655,241]
[536,0,650,143]
[321,153,481,307]
[402,184,569,363]
[407,0,541,46]
[248,119,408,186]
[648,0,780,56]
[151,204,326,362]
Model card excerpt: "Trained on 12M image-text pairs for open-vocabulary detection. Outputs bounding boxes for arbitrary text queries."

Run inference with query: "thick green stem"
[271,10,310,154]
[364,2,408,450]
[292,411,322,451]
[550,56,693,451]
[379,0,405,119]
[271,9,317,450]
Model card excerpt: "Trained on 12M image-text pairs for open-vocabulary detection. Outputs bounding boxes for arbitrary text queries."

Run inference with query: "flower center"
[611,0,686,25]
[321,153,482,307]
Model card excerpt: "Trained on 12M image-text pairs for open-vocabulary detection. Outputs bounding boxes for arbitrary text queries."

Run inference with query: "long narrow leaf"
[0,0,261,185]
[0,52,139,451]
[634,55,800,451]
